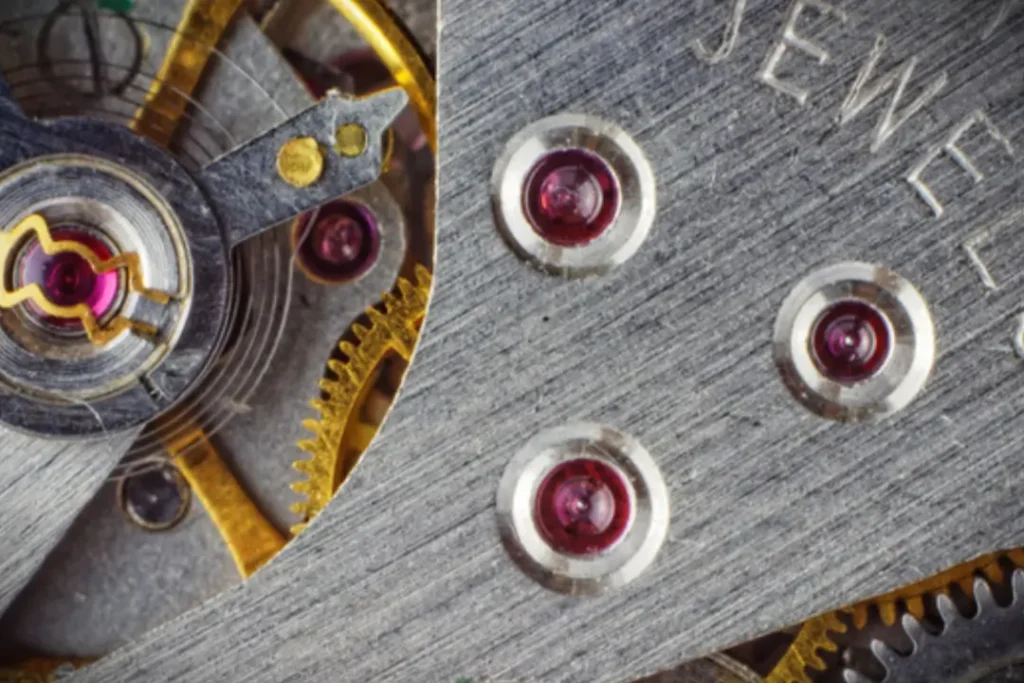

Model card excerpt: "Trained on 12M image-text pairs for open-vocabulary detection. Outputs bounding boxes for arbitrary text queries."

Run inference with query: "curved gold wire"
[327,0,437,152]
[0,214,172,345]
[131,0,249,145]
[121,0,437,578]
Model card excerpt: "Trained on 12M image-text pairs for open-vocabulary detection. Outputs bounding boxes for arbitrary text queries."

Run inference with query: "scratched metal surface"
[0,430,136,615]
[0,0,164,617]
[72,1,1024,682]
[0,14,309,656]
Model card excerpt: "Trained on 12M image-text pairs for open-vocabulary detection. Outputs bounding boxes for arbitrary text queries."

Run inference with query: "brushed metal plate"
[54,1,1024,681]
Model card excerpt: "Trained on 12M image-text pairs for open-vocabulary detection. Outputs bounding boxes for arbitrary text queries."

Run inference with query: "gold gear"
[290,265,432,534]
[764,613,847,683]
[846,548,1024,629]
[765,548,1024,683]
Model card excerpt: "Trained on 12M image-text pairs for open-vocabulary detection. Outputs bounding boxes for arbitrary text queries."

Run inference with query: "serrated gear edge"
[767,549,1024,683]
[844,571,1024,683]
[764,612,848,683]
[289,264,431,534]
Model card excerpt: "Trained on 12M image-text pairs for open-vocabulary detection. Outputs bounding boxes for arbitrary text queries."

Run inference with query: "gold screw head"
[277,137,324,188]
[335,123,368,157]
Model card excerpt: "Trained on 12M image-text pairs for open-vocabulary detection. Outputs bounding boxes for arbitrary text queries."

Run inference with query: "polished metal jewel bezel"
[496,422,669,595]
[774,262,936,423]
[291,180,406,287]
[490,113,656,278]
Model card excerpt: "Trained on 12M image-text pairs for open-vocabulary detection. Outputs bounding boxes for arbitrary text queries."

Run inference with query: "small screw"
[277,137,325,188]
[335,123,368,157]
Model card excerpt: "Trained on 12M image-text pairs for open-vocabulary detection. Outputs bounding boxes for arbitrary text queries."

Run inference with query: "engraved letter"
[962,230,999,291]
[837,34,948,153]
[692,0,748,65]
[907,110,1015,218]
[757,0,848,106]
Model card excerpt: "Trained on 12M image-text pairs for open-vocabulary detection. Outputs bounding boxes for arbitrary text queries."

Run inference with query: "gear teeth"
[877,600,899,626]
[842,670,872,683]
[366,307,389,326]
[764,612,847,683]
[1013,569,1024,601]
[292,460,316,475]
[934,593,960,626]
[289,268,432,530]
[337,341,359,361]
[849,550,1024,629]
[983,563,1005,585]
[318,378,342,395]
[821,559,1024,683]
[900,613,928,649]
[413,263,431,285]
[855,569,1024,683]
[869,637,903,673]
[972,576,997,614]
[326,358,350,378]
[396,277,416,298]
[297,439,320,455]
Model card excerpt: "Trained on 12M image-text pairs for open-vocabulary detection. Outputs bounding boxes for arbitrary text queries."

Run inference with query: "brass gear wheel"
[289,265,432,534]
[765,613,848,683]
[765,548,1024,683]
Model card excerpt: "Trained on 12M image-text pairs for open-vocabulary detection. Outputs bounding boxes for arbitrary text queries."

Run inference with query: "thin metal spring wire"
[5,62,235,168]
[0,11,296,478]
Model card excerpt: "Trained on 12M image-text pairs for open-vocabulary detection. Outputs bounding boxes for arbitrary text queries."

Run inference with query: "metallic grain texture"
[491,114,658,277]
[844,573,1024,683]
[0,12,351,654]
[198,87,407,246]
[0,2,1006,683]
[0,114,231,436]
[78,1,1024,681]
[0,428,136,615]
[0,462,237,657]
[77,0,1024,681]
[0,0,180,624]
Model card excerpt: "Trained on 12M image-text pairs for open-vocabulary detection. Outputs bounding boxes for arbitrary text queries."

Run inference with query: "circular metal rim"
[496,422,669,595]
[0,155,186,388]
[774,262,936,423]
[0,118,231,437]
[490,113,657,278]
[115,463,192,533]
[291,180,406,287]
[329,0,437,151]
